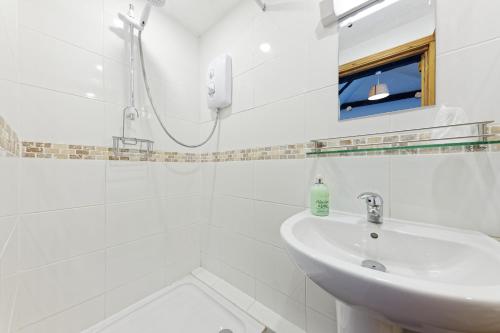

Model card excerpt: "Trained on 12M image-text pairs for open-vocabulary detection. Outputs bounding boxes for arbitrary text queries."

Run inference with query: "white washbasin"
[280,211,500,333]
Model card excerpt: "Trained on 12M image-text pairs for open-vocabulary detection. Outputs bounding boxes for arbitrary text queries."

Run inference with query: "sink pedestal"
[336,302,402,333]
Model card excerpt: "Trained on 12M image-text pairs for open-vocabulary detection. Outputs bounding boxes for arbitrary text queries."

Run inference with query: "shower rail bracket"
[112,136,154,158]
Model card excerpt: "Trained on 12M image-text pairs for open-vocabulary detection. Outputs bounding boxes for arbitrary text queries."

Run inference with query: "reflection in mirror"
[338,0,436,120]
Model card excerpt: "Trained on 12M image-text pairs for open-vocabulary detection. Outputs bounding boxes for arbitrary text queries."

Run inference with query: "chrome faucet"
[357,192,383,224]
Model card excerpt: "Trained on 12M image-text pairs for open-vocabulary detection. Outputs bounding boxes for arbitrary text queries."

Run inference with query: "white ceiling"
[162,0,244,36]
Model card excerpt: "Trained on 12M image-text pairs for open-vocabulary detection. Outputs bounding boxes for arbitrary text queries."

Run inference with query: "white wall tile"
[306,33,339,91]
[200,162,216,195]
[214,161,254,198]
[150,162,201,197]
[19,206,105,270]
[19,28,103,99]
[18,0,103,54]
[0,216,18,278]
[253,50,307,107]
[232,71,255,113]
[13,252,105,329]
[20,159,105,213]
[0,157,18,217]
[437,38,500,122]
[0,79,19,134]
[304,85,339,141]
[17,85,107,146]
[306,278,337,320]
[203,225,256,279]
[0,0,18,82]
[165,224,201,280]
[217,228,256,278]
[306,308,337,333]
[255,159,306,206]
[102,11,129,65]
[201,254,256,298]
[256,280,306,330]
[105,270,166,316]
[210,110,256,151]
[0,275,20,333]
[254,201,303,248]
[210,195,255,238]
[106,161,152,204]
[106,199,163,247]
[390,153,500,236]
[106,234,166,290]
[251,95,306,148]
[255,242,305,302]
[436,0,500,54]
[103,57,129,106]
[162,195,201,229]
[17,296,105,333]
[163,79,200,123]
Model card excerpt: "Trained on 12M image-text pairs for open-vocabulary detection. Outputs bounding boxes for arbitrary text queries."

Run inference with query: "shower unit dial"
[207,54,232,110]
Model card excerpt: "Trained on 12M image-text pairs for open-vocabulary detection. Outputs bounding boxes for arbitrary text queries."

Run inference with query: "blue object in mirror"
[339,55,422,120]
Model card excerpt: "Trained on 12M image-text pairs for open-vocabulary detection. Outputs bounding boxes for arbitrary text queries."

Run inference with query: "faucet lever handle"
[357,192,383,207]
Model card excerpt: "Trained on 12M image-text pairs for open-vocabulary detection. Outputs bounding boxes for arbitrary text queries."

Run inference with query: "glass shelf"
[307,140,500,156]
[307,120,498,156]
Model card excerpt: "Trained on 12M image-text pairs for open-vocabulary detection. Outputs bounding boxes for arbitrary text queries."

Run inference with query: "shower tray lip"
[82,275,265,333]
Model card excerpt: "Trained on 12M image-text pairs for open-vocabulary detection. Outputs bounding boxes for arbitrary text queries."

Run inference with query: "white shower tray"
[82,276,265,333]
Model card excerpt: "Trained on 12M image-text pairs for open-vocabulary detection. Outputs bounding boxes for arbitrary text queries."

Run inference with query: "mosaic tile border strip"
[21,142,199,163]
[200,144,306,163]
[11,123,500,163]
[0,116,20,157]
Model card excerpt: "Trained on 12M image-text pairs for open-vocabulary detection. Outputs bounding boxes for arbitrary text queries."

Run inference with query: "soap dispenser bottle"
[310,175,330,216]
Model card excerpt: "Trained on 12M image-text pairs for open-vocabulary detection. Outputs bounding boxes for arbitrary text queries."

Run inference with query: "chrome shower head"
[148,0,166,6]
[140,0,166,28]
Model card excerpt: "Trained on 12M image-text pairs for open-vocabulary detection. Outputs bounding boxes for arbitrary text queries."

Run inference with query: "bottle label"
[315,199,329,214]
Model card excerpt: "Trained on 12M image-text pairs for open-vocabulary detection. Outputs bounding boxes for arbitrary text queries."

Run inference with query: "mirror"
[338,0,436,121]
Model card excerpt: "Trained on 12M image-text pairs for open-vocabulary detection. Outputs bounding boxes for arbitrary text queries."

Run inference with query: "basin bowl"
[280,211,500,333]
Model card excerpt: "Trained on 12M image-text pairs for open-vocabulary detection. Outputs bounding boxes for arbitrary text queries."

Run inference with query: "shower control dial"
[208,82,216,96]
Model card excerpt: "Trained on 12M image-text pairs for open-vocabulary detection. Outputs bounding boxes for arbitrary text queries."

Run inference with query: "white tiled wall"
[1,0,500,332]
[198,0,500,331]
[0,0,203,332]
[0,158,202,333]
[6,0,200,151]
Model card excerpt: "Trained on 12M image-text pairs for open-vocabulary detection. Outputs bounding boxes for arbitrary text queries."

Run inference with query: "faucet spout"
[357,192,383,224]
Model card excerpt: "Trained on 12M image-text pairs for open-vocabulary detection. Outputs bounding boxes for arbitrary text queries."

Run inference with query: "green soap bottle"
[310,175,330,216]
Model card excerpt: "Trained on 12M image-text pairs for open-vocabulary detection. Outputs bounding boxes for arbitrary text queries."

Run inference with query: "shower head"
[118,0,165,31]
[148,0,166,6]
[140,0,166,28]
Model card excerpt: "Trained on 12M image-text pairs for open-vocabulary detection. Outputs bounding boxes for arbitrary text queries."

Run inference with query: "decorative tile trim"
[8,123,500,162]
[200,144,306,163]
[21,141,200,163]
[0,115,20,157]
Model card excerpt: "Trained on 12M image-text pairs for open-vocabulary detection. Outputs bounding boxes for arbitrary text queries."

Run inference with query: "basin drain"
[361,260,386,272]
[219,329,233,333]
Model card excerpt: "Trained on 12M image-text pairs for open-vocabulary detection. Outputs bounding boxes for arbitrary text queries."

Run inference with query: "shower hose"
[138,30,220,148]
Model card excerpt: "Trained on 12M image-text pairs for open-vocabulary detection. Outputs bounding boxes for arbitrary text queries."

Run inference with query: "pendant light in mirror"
[368,71,390,101]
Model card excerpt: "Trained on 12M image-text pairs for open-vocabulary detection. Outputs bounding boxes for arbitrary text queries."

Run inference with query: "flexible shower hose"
[138,30,220,148]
